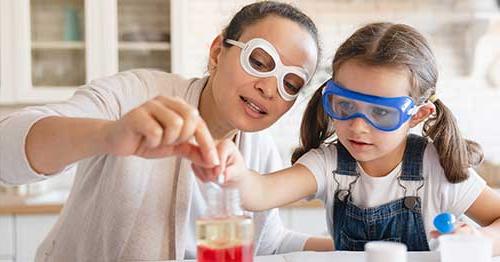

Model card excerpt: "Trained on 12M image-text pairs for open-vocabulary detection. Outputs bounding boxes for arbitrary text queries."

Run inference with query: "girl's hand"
[430,221,482,239]
[191,139,249,183]
[102,96,219,167]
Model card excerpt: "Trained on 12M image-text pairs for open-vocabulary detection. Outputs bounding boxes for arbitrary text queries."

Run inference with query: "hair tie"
[428,94,438,103]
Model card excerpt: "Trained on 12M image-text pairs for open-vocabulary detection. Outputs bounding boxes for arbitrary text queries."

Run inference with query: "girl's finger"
[429,230,440,239]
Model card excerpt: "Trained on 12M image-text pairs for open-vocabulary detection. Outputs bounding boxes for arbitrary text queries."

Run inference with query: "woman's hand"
[102,95,219,167]
[191,139,249,183]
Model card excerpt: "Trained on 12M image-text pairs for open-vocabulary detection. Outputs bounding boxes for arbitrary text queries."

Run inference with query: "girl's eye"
[372,107,389,117]
[339,101,354,111]
[335,101,356,116]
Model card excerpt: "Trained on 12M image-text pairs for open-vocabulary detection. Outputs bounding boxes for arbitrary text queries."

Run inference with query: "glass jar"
[196,185,254,262]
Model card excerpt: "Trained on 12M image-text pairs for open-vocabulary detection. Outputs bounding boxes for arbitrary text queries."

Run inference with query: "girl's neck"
[358,139,407,177]
[199,77,238,140]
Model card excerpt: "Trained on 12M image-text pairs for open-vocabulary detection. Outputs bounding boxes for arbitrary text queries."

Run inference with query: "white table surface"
[164,251,500,262]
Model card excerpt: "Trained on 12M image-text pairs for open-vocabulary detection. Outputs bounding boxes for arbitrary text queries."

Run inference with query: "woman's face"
[210,16,318,132]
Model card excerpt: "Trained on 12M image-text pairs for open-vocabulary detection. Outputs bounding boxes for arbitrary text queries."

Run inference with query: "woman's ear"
[208,35,224,74]
[409,102,436,128]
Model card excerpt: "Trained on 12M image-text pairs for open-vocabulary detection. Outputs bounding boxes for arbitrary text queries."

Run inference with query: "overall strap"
[400,134,428,181]
[335,142,358,176]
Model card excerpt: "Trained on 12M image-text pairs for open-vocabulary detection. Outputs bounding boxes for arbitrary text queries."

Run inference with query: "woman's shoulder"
[106,69,202,95]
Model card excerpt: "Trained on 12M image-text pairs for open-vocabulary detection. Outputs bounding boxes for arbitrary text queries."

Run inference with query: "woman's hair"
[292,22,483,183]
[221,1,321,68]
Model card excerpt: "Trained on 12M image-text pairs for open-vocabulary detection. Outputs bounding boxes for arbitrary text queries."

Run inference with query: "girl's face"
[209,16,318,132]
[333,60,429,167]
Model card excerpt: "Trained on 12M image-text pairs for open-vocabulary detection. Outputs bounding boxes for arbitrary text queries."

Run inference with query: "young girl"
[194,22,500,253]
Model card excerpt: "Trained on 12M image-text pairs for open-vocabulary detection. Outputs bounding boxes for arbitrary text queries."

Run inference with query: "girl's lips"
[348,139,374,150]
[349,139,372,145]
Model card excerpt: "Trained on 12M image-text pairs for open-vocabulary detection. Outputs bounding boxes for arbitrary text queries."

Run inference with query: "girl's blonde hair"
[292,22,483,183]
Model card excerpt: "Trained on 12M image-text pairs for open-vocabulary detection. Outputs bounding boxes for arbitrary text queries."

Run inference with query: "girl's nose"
[348,117,371,133]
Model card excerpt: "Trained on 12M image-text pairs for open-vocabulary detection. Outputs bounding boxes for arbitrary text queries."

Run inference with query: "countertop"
[0,190,68,215]
[166,251,500,262]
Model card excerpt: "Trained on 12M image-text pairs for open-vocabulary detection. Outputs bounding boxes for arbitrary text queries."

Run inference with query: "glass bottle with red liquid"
[196,184,254,262]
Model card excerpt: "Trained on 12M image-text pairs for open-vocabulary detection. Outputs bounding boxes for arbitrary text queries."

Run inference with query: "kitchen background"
[0,0,499,261]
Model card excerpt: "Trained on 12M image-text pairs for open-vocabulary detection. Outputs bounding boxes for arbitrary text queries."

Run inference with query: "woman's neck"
[199,77,238,140]
[358,139,407,177]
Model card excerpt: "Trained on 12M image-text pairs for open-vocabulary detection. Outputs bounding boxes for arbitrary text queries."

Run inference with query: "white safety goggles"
[225,38,311,101]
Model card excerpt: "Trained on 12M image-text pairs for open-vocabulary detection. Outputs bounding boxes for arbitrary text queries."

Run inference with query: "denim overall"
[332,134,430,251]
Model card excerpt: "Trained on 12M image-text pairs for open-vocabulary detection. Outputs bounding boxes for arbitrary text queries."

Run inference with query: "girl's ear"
[409,102,435,128]
[208,35,224,74]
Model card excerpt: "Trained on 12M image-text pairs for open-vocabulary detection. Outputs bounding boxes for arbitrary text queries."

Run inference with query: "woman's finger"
[130,109,164,148]
[144,99,184,146]
[173,143,216,167]
[194,120,219,166]
[191,163,210,182]
[155,96,201,144]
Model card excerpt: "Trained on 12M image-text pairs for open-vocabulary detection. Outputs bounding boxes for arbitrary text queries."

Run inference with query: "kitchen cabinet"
[0,216,14,261]
[0,0,174,104]
[0,214,58,262]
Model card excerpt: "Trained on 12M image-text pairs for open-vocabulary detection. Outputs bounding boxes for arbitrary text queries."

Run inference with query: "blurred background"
[0,1,499,261]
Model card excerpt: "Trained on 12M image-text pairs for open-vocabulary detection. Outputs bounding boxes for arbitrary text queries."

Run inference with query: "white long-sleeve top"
[0,70,309,261]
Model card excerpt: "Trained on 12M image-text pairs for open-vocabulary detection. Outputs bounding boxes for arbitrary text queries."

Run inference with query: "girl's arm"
[464,186,500,256]
[237,164,318,211]
[195,139,318,211]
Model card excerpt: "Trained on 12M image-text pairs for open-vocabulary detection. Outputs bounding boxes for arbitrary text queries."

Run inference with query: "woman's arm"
[26,96,219,175]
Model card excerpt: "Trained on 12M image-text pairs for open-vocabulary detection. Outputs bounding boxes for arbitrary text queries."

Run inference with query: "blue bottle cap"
[433,212,456,234]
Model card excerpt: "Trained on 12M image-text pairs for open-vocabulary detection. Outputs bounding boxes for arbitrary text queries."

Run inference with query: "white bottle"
[365,241,407,262]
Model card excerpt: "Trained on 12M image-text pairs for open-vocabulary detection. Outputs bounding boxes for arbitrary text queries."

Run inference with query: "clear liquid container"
[196,185,254,262]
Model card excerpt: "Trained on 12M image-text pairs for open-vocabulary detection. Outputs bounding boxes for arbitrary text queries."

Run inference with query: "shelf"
[118,41,170,51]
[473,11,500,20]
[32,41,85,50]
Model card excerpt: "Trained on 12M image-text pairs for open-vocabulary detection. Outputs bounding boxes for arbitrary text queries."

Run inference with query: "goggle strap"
[225,39,245,49]
[407,105,423,116]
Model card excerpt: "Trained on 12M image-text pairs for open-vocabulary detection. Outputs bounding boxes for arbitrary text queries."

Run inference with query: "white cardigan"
[0,70,309,261]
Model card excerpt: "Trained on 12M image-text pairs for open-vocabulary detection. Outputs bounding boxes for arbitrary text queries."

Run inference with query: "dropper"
[434,212,457,234]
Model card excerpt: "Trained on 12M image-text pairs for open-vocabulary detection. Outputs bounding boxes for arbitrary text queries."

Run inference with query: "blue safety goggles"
[321,80,420,132]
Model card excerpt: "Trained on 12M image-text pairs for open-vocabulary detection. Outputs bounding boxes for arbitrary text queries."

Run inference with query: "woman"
[0,1,332,261]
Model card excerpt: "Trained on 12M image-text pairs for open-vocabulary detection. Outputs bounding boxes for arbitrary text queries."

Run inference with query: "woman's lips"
[240,96,268,118]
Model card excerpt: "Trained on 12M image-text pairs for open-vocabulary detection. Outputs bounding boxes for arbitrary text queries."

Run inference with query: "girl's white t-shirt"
[296,142,486,244]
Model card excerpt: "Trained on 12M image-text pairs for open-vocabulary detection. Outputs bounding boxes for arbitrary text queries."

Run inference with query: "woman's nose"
[255,77,278,99]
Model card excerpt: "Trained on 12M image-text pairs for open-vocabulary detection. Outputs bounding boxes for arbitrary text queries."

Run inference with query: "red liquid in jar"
[197,244,253,262]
